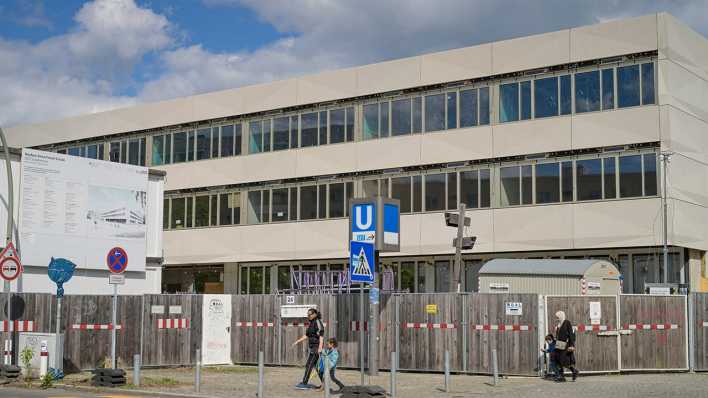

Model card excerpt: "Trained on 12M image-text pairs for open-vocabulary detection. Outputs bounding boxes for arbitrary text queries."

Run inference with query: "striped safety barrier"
[623,323,679,330]
[71,323,122,330]
[574,324,611,332]
[282,322,328,327]
[234,321,274,328]
[157,319,190,329]
[702,321,708,327]
[472,324,532,331]
[0,320,35,332]
[404,322,458,329]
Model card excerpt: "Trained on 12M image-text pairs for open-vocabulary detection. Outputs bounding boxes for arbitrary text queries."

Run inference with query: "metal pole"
[0,127,15,367]
[133,354,140,387]
[492,348,499,386]
[454,203,466,293]
[257,351,264,398]
[462,294,468,373]
[111,283,117,369]
[359,282,365,385]
[369,252,379,376]
[444,350,450,392]
[54,296,62,371]
[661,152,670,284]
[324,354,331,398]
[390,351,396,398]
[394,294,400,371]
[195,348,201,393]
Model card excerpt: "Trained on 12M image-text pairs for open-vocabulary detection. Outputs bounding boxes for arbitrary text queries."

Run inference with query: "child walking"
[541,333,559,379]
[316,338,345,392]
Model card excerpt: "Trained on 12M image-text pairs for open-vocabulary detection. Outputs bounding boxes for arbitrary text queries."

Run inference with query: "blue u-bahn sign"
[349,197,400,252]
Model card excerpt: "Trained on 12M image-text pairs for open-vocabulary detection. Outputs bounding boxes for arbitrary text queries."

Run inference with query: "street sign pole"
[359,282,365,386]
[454,203,466,293]
[54,295,62,371]
[368,251,379,376]
[111,282,117,369]
[106,246,128,370]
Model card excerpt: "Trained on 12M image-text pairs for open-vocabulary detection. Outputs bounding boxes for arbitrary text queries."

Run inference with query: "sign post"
[107,247,128,369]
[0,242,22,366]
[48,257,76,372]
[349,197,399,380]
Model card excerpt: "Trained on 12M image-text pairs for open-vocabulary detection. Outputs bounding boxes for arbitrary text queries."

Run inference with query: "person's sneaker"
[295,383,310,389]
[554,377,567,383]
[572,368,579,381]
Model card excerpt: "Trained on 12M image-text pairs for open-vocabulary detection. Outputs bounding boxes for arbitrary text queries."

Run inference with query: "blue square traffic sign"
[350,241,375,284]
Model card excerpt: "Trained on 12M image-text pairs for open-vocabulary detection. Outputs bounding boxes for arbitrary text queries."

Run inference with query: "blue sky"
[0,0,706,127]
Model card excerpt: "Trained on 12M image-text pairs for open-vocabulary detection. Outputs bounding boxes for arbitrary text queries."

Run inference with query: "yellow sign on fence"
[425,304,438,314]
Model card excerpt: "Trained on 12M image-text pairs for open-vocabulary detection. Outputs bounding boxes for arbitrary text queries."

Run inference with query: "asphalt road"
[0,387,147,398]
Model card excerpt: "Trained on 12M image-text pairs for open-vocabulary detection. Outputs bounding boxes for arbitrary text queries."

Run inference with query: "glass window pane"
[560,75,572,115]
[363,103,379,140]
[501,166,520,206]
[643,153,657,196]
[210,195,218,226]
[128,139,140,165]
[300,186,317,220]
[346,106,354,142]
[319,111,328,145]
[249,267,263,294]
[435,260,450,292]
[186,197,193,228]
[479,87,490,125]
[234,124,242,155]
[328,183,345,218]
[301,113,318,148]
[290,188,298,221]
[152,135,165,165]
[534,77,558,118]
[289,116,298,149]
[211,128,219,158]
[67,147,81,157]
[271,188,288,222]
[345,182,354,216]
[641,63,655,105]
[263,120,271,152]
[619,155,643,197]
[604,157,617,199]
[577,159,602,200]
[249,121,262,153]
[195,196,209,227]
[240,267,248,294]
[380,102,390,137]
[171,197,185,229]
[447,172,457,210]
[86,144,98,159]
[424,94,445,132]
[273,117,289,151]
[263,191,270,223]
[413,175,422,212]
[391,176,411,213]
[318,185,326,219]
[163,198,169,229]
[400,262,415,293]
[139,138,146,166]
[520,81,531,120]
[446,92,457,129]
[196,128,211,160]
[330,108,345,144]
[221,125,235,157]
[480,169,490,208]
[412,96,423,133]
[278,266,290,291]
[391,98,411,136]
[617,65,640,108]
[363,179,378,197]
[536,163,560,204]
[57,149,67,155]
[575,71,601,113]
[224,193,238,225]
[459,89,478,127]
[602,68,615,110]
[522,165,532,205]
[120,141,127,163]
[562,161,573,202]
[499,82,519,122]
[247,191,262,224]
[186,132,195,162]
[425,173,445,211]
[460,171,479,208]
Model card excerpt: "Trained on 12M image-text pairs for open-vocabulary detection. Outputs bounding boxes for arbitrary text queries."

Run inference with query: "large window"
[500,165,532,206]
[641,63,655,105]
[460,89,478,127]
[560,75,572,115]
[249,120,265,154]
[391,176,412,213]
[299,185,318,220]
[575,71,600,113]
[499,83,519,122]
[328,183,345,218]
[392,98,411,136]
[535,162,560,204]
[220,125,235,157]
[273,117,289,151]
[424,173,445,211]
[619,154,657,198]
[271,188,290,222]
[363,103,380,140]
[601,68,615,110]
[577,159,602,201]
[534,77,558,118]
[171,197,186,229]
[424,94,445,132]
[446,92,457,130]
[195,195,210,227]
[618,65,640,108]
[301,113,318,148]
[173,132,188,163]
[196,128,211,160]
[330,109,344,144]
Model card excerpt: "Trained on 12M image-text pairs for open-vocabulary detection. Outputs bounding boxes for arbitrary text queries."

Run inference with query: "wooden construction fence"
[692,293,708,371]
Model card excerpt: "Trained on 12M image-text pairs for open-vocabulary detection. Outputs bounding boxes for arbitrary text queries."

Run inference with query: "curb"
[55,383,218,398]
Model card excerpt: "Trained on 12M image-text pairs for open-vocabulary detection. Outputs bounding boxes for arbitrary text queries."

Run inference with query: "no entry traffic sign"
[0,257,22,281]
[106,247,128,274]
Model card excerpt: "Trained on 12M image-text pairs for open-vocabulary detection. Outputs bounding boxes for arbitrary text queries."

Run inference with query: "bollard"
[492,349,499,386]
[195,349,201,393]
[257,351,264,398]
[444,350,450,392]
[133,354,141,387]
[39,341,48,377]
[3,340,10,365]
[324,354,331,398]
[390,351,397,398]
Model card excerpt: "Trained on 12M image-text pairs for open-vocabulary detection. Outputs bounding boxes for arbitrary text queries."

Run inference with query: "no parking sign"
[106,247,128,274]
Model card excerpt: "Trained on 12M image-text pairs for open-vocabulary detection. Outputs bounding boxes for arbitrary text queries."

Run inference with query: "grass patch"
[141,376,183,387]
[202,366,258,374]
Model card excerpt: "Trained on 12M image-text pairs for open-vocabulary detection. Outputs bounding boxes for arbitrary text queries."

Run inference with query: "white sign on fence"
[151,305,164,314]
[281,304,316,318]
[201,295,232,365]
[489,282,510,293]
[589,301,602,325]
[505,302,523,316]
[169,305,182,314]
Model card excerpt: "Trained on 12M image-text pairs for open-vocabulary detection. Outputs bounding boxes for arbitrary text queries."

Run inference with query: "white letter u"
[355,206,373,230]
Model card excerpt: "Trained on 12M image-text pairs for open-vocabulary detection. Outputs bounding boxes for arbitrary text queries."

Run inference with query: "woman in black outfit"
[554,311,579,382]
[292,308,325,389]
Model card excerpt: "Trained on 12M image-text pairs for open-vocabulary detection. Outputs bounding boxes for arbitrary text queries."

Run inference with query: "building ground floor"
[161,245,708,295]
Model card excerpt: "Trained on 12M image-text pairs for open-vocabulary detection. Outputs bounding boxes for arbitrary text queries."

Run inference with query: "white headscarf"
[555,311,566,328]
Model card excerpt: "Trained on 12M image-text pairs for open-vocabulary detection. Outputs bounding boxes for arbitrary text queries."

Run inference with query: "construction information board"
[19,148,148,271]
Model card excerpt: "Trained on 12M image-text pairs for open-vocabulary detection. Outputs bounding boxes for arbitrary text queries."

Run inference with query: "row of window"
[164,149,659,230]
[52,59,657,167]
[499,62,655,123]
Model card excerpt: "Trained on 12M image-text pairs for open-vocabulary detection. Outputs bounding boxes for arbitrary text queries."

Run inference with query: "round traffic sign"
[106,247,128,274]
[0,256,22,281]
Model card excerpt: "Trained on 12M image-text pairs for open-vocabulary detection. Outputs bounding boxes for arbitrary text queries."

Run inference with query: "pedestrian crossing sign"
[350,240,375,284]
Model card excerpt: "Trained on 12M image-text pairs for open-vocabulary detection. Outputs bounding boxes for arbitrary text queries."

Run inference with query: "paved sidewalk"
[50,366,708,398]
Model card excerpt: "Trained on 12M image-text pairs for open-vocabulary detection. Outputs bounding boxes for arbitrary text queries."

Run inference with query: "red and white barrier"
[472,324,532,331]
[575,324,610,332]
[234,321,274,328]
[71,323,122,330]
[0,320,35,332]
[404,322,457,330]
[282,321,328,327]
[157,319,190,329]
[702,321,708,327]
[3,340,11,365]
[623,323,679,330]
